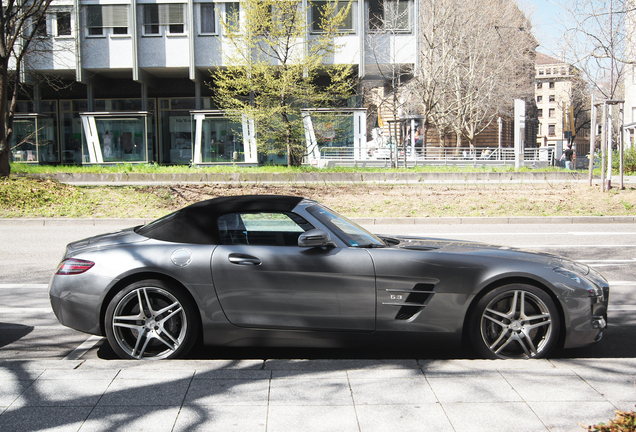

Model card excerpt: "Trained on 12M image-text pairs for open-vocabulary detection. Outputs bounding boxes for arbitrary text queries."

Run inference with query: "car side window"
[218,212,314,246]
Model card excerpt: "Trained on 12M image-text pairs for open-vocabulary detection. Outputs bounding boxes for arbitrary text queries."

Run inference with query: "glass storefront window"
[96,117,146,162]
[160,111,192,164]
[81,113,149,163]
[61,100,86,164]
[10,114,59,163]
[198,116,244,162]
[309,112,354,148]
[11,118,38,162]
[159,98,196,164]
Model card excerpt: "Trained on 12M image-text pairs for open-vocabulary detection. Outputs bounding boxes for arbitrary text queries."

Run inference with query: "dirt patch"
[143,182,636,219]
[2,177,635,218]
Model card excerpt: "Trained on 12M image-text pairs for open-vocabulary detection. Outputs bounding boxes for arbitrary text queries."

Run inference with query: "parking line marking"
[63,335,103,361]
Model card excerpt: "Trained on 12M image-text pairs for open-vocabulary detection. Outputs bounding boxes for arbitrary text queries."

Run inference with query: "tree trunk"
[0,143,9,178]
[0,61,11,178]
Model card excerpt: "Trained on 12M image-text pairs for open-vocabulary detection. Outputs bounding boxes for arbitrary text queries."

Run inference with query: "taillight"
[56,259,95,275]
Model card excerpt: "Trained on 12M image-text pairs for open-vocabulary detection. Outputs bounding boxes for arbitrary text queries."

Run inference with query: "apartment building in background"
[534,52,589,153]
[10,0,419,165]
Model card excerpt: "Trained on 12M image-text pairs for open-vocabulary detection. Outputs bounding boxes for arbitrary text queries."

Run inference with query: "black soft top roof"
[136,195,305,244]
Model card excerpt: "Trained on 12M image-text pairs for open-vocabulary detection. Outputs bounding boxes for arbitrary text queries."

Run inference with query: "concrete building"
[11,0,417,165]
[534,52,589,154]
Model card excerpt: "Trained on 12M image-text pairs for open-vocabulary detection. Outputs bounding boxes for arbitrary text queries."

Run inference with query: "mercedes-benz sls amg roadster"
[49,195,609,360]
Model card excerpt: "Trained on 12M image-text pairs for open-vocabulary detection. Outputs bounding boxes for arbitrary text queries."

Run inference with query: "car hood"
[387,235,590,275]
[66,227,148,255]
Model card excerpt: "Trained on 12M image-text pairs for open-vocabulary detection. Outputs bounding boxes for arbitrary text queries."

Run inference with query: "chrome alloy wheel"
[479,289,554,359]
[111,286,188,359]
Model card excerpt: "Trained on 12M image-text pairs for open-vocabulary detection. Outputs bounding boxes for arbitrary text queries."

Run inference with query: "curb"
[16,171,615,185]
[1,216,634,226]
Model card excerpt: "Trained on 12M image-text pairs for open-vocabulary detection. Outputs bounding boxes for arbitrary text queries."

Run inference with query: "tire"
[105,279,199,360]
[468,284,560,359]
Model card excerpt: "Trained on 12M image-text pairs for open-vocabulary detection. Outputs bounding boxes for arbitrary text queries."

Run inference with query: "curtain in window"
[159,4,185,25]
[87,5,129,28]
[200,3,215,33]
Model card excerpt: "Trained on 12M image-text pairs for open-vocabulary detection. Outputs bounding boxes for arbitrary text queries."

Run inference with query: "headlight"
[554,267,603,297]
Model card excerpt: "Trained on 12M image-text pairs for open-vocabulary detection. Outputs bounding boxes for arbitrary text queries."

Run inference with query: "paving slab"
[528,401,618,432]
[356,404,454,432]
[79,406,181,432]
[172,405,268,432]
[267,405,360,432]
[269,378,354,406]
[349,377,437,405]
[185,379,270,406]
[427,375,522,403]
[442,402,547,432]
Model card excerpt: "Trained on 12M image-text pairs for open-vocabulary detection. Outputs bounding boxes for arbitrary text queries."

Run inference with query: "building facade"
[11,0,418,165]
[534,52,589,153]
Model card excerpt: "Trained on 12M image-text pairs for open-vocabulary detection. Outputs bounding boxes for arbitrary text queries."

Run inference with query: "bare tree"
[426,0,535,150]
[1,0,54,177]
[554,0,633,100]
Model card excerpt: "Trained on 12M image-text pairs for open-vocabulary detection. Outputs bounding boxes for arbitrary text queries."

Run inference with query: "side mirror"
[298,229,336,248]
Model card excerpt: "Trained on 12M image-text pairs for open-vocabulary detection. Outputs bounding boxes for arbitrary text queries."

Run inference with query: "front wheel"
[105,280,199,360]
[468,284,560,359]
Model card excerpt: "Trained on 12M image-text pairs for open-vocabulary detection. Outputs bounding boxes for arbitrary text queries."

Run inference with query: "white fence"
[315,146,556,168]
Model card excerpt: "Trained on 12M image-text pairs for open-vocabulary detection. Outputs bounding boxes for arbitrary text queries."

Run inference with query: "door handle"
[228,254,262,266]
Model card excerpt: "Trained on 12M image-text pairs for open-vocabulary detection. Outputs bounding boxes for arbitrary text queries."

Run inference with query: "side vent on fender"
[383,283,437,321]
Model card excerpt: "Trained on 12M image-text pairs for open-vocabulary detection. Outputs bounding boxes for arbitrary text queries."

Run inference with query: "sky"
[522,0,567,55]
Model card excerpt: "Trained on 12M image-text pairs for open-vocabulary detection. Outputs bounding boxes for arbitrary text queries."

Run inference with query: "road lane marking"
[63,335,103,361]
[407,232,636,237]
[0,284,48,289]
[608,281,636,286]
[609,305,636,311]
[0,307,53,313]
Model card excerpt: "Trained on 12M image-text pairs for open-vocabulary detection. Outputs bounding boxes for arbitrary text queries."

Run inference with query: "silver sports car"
[49,195,609,360]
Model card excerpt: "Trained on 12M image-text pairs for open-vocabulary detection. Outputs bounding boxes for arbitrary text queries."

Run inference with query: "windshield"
[306,205,385,248]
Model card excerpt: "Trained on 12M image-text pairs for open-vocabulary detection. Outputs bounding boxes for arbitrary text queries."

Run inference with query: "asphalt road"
[1,221,634,360]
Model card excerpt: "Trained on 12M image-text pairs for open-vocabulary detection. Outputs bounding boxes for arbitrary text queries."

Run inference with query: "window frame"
[56,11,72,37]
[224,2,240,32]
[33,14,48,37]
[86,5,130,38]
[311,1,355,34]
[368,0,411,33]
[143,3,186,36]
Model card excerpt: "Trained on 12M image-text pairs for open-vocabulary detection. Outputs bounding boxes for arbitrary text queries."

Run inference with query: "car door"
[211,211,376,332]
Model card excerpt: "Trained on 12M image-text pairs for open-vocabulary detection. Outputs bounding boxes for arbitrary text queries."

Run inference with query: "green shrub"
[612,147,636,174]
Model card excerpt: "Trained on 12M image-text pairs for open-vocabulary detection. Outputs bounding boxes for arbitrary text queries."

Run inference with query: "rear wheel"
[105,280,198,360]
[469,284,560,359]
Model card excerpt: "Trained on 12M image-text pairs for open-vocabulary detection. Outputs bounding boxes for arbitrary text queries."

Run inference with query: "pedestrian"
[560,143,575,170]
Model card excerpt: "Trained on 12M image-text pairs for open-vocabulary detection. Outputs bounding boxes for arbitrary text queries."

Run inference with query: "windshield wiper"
[356,243,386,248]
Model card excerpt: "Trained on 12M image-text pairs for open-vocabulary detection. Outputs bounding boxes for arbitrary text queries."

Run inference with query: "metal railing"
[318,146,555,167]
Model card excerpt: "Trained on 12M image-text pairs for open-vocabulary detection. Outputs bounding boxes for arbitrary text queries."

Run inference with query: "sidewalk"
[1,358,634,432]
